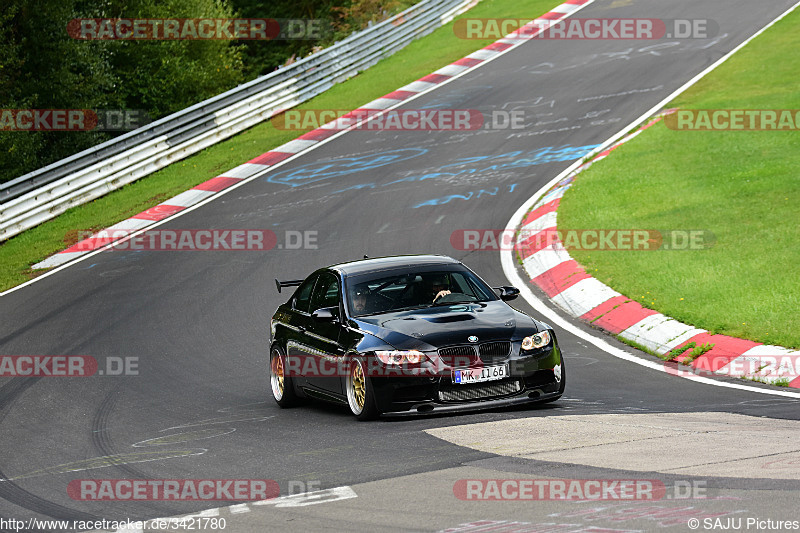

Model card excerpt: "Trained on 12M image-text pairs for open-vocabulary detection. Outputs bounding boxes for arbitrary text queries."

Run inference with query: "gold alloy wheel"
[351,361,366,411]
[271,351,284,400]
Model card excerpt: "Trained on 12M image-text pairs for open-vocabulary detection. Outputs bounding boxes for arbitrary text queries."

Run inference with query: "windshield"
[346,268,497,317]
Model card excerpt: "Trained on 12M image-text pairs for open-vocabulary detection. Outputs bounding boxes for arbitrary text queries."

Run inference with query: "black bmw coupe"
[269,255,564,420]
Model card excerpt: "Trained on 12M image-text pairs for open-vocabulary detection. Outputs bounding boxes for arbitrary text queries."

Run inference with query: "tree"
[0,0,245,183]
[102,0,244,118]
[0,0,116,182]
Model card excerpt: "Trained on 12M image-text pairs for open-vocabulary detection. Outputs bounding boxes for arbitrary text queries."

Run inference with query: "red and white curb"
[33,0,593,271]
[514,111,800,388]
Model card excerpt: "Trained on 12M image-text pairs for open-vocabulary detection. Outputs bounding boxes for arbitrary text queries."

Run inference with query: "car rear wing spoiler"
[275,278,304,293]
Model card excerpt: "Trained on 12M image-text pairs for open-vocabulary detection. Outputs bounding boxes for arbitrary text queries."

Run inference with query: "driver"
[351,285,370,314]
[430,274,451,303]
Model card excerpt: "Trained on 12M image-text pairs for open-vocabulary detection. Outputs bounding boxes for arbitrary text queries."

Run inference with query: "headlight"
[375,350,427,365]
[521,330,551,351]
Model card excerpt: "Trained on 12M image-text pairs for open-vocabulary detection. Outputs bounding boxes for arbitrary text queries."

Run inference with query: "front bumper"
[382,387,561,417]
[372,343,563,416]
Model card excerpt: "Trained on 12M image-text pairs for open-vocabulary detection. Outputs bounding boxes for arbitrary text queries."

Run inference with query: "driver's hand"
[433,290,451,302]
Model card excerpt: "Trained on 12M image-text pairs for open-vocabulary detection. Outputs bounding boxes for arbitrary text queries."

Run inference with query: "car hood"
[353,300,539,351]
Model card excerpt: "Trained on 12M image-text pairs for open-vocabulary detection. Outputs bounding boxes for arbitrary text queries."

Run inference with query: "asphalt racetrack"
[1,0,799,531]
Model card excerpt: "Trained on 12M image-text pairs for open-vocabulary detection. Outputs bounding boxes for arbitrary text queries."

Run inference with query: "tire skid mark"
[0,376,101,522]
[132,428,237,448]
[159,414,274,432]
[91,388,151,479]
[1,450,208,482]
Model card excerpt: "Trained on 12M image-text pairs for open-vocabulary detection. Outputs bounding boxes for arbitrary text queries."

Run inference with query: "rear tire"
[270,346,300,407]
[346,356,379,421]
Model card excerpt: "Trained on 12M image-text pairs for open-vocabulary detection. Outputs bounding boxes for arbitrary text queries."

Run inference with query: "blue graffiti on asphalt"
[412,183,525,208]
[265,148,428,187]
[416,86,494,110]
[434,144,598,170]
[411,144,600,208]
[413,187,501,208]
[332,143,599,195]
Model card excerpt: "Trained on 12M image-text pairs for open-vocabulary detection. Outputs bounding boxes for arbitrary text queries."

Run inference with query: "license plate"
[453,364,508,384]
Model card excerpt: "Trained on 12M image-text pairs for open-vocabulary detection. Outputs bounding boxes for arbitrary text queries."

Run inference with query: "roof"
[330,254,461,276]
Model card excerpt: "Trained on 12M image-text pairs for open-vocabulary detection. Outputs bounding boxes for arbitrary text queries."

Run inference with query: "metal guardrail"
[0,0,477,241]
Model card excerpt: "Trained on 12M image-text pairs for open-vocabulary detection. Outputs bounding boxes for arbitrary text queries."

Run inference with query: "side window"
[293,275,317,313]
[310,273,340,312]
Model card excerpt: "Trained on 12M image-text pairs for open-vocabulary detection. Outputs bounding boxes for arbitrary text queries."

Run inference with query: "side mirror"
[497,286,520,302]
[311,307,339,322]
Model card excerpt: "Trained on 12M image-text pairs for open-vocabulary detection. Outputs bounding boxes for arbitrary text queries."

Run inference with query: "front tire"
[270,346,300,407]
[541,356,566,404]
[346,356,379,421]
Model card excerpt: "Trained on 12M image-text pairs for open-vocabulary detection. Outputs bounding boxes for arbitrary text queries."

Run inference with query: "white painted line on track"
[501,0,800,399]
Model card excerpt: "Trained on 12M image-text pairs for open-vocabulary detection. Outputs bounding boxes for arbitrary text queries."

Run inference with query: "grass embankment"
[558,9,800,348]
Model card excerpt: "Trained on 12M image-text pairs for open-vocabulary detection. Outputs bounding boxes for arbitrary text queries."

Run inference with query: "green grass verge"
[558,9,800,348]
[0,0,559,293]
